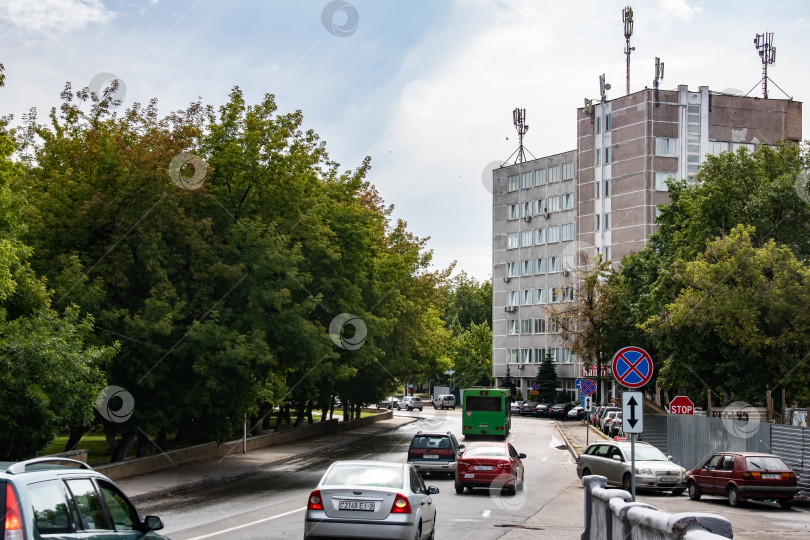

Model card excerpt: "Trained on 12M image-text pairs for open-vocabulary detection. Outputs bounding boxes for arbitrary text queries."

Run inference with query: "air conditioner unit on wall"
[503,276,511,282]
[544,213,550,219]
[561,270,570,277]
[505,306,516,312]
[523,215,532,222]
[517,364,524,369]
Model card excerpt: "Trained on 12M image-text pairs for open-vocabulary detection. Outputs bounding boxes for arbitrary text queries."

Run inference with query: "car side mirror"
[518,453,526,459]
[458,444,465,449]
[143,516,164,531]
[612,455,623,461]
[428,486,440,495]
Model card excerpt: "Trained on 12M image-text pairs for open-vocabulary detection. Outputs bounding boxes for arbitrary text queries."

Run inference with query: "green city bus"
[461,388,511,438]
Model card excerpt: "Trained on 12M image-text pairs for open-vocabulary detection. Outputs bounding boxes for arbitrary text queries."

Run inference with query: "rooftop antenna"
[502,107,535,165]
[653,57,664,107]
[622,5,635,95]
[754,32,775,98]
[599,74,611,102]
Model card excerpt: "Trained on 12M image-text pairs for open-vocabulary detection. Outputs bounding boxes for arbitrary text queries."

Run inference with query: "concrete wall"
[94,409,392,481]
[581,475,732,540]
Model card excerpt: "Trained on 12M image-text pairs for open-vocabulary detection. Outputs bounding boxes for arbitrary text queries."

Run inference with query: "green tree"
[452,321,492,389]
[535,352,558,403]
[444,272,492,331]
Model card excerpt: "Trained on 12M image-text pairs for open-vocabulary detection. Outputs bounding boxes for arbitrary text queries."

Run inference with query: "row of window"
[594,213,611,231]
[594,147,612,166]
[506,254,575,277]
[507,347,573,364]
[595,113,612,135]
[506,162,575,192]
[506,194,575,221]
[505,223,576,249]
[507,317,572,335]
[506,286,575,306]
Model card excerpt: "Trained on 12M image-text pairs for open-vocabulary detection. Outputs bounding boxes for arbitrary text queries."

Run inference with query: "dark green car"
[1,457,170,539]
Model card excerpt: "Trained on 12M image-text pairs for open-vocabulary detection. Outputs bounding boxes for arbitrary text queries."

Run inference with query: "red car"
[685,452,799,508]
[454,441,526,495]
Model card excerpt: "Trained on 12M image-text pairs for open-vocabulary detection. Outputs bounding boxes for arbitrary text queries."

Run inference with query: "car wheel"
[581,468,592,477]
[427,517,436,540]
[671,488,685,496]
[506,483,517,496]
[455,484,464,494]
[622,474,632,493]
[727,485,742,507]
[687,481,701,501]
[413,523,421,540]
[779,498,793,509]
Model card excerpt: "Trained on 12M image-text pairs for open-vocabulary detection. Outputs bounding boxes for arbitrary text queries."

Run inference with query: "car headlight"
[680,467,686,475]
[635,468,653,476]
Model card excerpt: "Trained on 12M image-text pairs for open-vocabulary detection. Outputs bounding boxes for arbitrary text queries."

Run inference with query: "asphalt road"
[137,409,576,540]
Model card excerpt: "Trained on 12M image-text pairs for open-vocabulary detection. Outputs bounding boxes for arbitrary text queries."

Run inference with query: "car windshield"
[746,456,789,471]
[465,446,507,458]
[411,436,450,449]
[322,464,403,488]
[631,446,669,461]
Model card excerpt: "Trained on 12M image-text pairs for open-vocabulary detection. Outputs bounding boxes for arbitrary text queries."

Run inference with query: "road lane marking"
[183,507,306,540]
[482,510,491,518]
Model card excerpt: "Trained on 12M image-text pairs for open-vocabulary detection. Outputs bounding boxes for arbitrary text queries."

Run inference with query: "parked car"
[533,402,553,417]
[399,396,424,411]
[519,401,538,416]
[0,457,170,540]
[377,396,401,409]
[685,452,799,508]
[549,403,575,420]
[567,406,586,420]
[432,394,456,410]
[510,400,524,414]
[305,460,438,540]
[454,441,526,495]
[576,440,686,494]
[407,431,464,478]
[594,406,618,427]
[608,412,623,437]
[600,410,620,433]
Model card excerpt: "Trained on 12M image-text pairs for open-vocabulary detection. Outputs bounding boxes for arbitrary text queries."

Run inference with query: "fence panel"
[668,414,771,471]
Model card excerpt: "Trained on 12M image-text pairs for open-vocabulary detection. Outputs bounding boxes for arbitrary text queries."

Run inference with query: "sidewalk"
[120,416,416,502]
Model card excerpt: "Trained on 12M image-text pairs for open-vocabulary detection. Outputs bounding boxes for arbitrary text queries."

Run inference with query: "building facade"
[492,85,802,400]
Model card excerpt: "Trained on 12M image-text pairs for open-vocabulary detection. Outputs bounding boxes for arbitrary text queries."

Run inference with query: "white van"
[432,394,456,409]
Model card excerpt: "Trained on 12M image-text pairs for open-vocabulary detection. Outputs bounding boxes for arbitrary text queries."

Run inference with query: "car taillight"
[464,426,471,430]
[496,427,504,431]
[307,490,324,511]
[741,471,760,479]
[497,462,509,469]
[783,472,795,479]
[390,493,412,514]
[5,483,23,539]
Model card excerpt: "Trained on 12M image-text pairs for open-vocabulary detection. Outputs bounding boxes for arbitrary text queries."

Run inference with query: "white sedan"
[304,460,439,540]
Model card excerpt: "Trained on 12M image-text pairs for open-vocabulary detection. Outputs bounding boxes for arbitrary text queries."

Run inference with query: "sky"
[2,0,809,282]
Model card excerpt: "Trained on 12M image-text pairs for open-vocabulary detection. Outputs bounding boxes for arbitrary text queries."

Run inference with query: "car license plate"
[423,454,439,459]
[660,476,678,483]
[339,501,375,511]
[762,473,780,479]
[478,424,488,428]
[474,465,493,471]
[464,473,475,478]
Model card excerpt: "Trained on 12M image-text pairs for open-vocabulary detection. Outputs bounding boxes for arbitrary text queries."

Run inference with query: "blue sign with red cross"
[611,346,654,388]
[580,379,596,395]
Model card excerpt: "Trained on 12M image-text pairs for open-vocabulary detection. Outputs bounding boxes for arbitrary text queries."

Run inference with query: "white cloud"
[657,0,703,22]
[6,0,114,34]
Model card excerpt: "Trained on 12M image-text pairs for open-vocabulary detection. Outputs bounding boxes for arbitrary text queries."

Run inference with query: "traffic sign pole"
[631,433,636,501]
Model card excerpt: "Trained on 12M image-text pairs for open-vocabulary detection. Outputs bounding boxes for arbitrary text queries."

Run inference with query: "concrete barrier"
[95,409,393,481]
[581,475,733,540]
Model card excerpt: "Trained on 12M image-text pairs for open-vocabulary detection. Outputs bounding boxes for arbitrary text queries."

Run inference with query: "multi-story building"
[492,85,802,400]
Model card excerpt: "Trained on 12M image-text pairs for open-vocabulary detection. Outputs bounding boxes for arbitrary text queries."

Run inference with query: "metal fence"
[668,414,809,498]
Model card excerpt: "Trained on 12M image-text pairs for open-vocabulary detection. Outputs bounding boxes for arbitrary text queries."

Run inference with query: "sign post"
[612,346,654,503]
[669,395,694,415]
[580,379,596,447]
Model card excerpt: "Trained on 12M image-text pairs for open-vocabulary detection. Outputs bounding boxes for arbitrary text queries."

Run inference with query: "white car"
[305,460,438,540]
[377,396,401,409]
[400,396,424,411]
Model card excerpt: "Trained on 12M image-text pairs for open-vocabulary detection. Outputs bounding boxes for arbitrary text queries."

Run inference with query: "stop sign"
[669,396,694,415]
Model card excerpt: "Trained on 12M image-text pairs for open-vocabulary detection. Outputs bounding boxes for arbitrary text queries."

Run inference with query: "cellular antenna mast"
[511,107,531,164]
[754,32,776,98]
[653,57,664,107]
[623,5,635,95]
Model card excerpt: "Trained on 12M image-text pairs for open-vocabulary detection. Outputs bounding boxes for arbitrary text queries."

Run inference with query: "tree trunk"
[63,426,86,453]
[294,401,305,427]
[135,431,150,458]
[103,422,117,455]
[343,403,349,421]
[307,404,314,424]
[156,430,168,450]
[111,434,136,462]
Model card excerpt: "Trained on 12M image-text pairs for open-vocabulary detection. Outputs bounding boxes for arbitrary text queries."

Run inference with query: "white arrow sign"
[622,392,644,434]
[584,396,592,412]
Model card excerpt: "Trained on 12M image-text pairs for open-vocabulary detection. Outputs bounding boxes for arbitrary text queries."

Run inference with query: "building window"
[507,320,519,335]
[522,201,532,218]
[548,165,561,183]
[521,289,532,305]
[558,348,572,363]
[603,180,611,198]
[521,259,533,276]
[547,225,560,243]
[562,162,574,180]
[506,261,518,277]
[595,180,600,198]
[521,319,532,334]
[594,214,600,231]
[595,116,601,134]
[520,348,532,364]
[655,171,672,191]
[595,149,601,166]
[605,245,612,261]
[656,137,677,156]
[521,172,533,189]
[561,223,575,241]
[535,199,545,215]
[604,146,612,164]
[547,195,561,212]
[521,230,533,247]
[535,288,546,304]
[603,212,611,230]
[507,291,519,306]
[605,113,613,132]
[507,233,518,249]
[564,193,575,210]
[562,286,575,302]
[534,348,546,363]
[562,254,574,272]
[535,168,547,186]
[535,258,546,274]
[535,228,546,245]
[507,175,519,191]
[549,257,560,273]
[551,288,560,304]
[507,349,518,363]
[535,318,546,334]
[507,204,518,220]
[732,142,756,153]
[708,141,730,156]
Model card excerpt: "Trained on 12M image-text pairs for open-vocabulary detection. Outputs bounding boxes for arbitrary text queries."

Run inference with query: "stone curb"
[130,418,417,503]
[554,421,580,461]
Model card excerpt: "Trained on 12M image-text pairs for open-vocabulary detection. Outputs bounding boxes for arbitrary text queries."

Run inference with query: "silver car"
[576,441,686,495]
[305,460,438,540]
